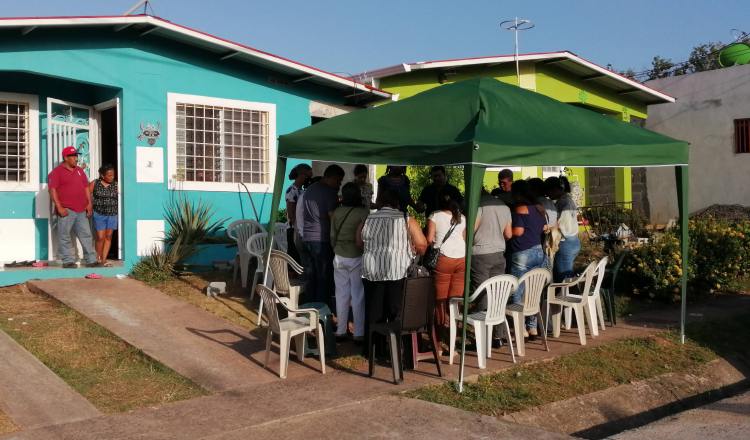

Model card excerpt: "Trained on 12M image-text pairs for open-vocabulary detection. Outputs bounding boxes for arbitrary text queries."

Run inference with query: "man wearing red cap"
[48,146,100,268]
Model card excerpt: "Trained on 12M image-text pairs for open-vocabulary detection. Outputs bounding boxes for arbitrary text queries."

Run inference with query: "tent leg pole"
[676,165,689,344]
[263,157,288,288]
[458,164,484,392]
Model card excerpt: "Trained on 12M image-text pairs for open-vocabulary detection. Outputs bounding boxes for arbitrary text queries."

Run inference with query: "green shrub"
[130,244,181,284]
[689,218,750,291]
[622,218,750,301]
[622,233,685,301]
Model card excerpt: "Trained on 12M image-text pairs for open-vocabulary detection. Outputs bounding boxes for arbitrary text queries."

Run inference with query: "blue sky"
[6,0,750,76]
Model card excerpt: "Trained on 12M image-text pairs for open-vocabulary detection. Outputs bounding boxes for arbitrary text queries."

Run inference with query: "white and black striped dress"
[362,207,414,281]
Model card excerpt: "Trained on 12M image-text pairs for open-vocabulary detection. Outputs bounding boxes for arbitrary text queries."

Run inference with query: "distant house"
[353,51,675,209]
[644,64,750,224]
[0,14,387,286]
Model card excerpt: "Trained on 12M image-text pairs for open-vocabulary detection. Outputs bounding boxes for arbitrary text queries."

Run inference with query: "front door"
[46,98,96,261]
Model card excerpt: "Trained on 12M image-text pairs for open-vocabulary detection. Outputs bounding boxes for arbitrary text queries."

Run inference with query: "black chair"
[368,276,442,384]
[601,249,629,326]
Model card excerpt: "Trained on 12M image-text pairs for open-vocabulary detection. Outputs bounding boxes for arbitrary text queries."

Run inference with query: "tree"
[687,41,723,73]
[620,68,637,80]
[647,56,675,80]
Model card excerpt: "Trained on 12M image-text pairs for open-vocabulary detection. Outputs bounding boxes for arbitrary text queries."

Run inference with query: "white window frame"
[0,92,39,191]
[167,92,277,193]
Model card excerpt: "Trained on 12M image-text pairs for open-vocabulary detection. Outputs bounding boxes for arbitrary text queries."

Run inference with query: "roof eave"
[0,15,391,103]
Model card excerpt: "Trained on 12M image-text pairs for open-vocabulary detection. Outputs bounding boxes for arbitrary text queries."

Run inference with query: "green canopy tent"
[267,77,689,390]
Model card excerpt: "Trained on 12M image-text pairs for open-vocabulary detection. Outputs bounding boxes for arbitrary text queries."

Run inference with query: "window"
[0,92,38,191]
[168,93,276,192]
[542,166,565,178]
[735,118,750,154]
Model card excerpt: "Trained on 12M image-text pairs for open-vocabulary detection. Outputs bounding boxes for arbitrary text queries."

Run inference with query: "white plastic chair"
[227,219,263,288]
[449,275,518,369]
[505,268,552,357]
[273,223,289,253]
[546,261,598,346]
[246,232,268,306]
[590,256,609,333]
[256,285,326,379]
[269,250,304,308]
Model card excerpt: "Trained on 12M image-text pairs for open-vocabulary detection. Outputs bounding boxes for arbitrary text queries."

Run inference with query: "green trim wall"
[377,61,648,204]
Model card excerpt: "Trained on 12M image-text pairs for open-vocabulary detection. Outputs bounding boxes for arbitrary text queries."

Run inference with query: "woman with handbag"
[331,183,370,342]
[425,190,466,329]
[358,188,427,355]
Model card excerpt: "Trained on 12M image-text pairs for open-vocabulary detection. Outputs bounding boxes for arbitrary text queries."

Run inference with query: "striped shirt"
[362,207,414,281]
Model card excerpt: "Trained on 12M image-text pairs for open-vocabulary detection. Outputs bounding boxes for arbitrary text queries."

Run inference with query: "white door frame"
[46,97,95,261]
[93,98,122,260]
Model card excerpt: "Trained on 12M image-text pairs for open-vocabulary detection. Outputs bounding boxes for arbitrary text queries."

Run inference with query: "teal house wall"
[0,22,360,285]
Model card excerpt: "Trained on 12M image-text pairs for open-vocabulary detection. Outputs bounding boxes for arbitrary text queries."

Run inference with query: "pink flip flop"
[32,261,48,268]
[85,273,102,279]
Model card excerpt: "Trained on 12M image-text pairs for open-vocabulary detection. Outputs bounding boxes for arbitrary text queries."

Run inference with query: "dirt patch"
[0,284,206,413]
[0,410,17,435]
[153,272,259,330]
[691,204,750,222]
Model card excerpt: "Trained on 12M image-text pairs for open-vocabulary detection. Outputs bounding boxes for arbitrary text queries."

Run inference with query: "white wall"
[645,64,750,223]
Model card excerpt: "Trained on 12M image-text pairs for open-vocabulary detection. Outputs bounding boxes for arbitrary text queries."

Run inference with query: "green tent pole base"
[676,165,689,344]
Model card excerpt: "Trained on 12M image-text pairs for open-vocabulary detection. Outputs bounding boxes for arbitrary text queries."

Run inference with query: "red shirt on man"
[48,165,90,212]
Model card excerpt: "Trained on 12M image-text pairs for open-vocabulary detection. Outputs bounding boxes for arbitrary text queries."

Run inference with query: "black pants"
[363,278,405,356]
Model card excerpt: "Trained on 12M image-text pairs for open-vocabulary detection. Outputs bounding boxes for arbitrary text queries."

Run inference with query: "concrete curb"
[503,358,750,439]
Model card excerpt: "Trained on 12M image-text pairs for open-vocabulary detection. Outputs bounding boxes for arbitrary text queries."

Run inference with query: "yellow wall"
[377,62,644,202]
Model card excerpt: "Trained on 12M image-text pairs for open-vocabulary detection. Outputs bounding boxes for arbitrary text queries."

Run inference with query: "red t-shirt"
[48,165,90,212]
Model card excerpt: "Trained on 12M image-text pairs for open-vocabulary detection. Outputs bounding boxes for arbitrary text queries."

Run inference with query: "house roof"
[352,51,675,105]
[0,14,391,104]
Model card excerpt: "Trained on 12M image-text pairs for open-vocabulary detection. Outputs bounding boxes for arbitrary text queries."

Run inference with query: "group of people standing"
[284,163,580,352]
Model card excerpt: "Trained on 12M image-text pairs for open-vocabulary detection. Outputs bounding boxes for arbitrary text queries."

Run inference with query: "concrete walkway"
[0,330,100,430]
[611,391,750,440]
[27,278,322,392]
[0,370,570,440]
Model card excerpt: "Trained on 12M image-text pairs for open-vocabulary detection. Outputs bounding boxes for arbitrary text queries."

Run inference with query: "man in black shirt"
[490,168,514,205]
[416,165,463,217]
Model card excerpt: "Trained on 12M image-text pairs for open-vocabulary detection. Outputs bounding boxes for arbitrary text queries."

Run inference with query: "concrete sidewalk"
[0,370,570,440]
[0,330,100,430]
[28,278,324,392]
[611,390,750,440]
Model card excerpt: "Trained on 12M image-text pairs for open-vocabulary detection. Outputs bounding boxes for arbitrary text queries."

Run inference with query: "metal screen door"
[46,98,97,261]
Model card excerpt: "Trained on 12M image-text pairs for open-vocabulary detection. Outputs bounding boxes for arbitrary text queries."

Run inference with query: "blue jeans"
[510,245,546,330]
[302,241,334,307]
[554,234,581,283]
[57,210,97,265]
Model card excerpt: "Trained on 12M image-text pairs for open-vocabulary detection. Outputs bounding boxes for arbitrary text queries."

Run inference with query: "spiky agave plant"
[163,195,229,256]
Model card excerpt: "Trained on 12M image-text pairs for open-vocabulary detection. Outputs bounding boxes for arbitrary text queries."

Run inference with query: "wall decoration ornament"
[138,121,161,145]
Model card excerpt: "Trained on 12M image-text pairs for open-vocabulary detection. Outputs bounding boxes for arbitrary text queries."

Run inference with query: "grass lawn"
[0,410,16,435]
[152,271,259,331]
[406,312,750,416]
[0,285,206,413]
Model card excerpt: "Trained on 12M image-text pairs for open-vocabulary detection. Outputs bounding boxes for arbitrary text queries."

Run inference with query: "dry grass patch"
[0,285,206,413]
[0,410,17,435]
[406,333,718,416]
[153,272,259,330]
